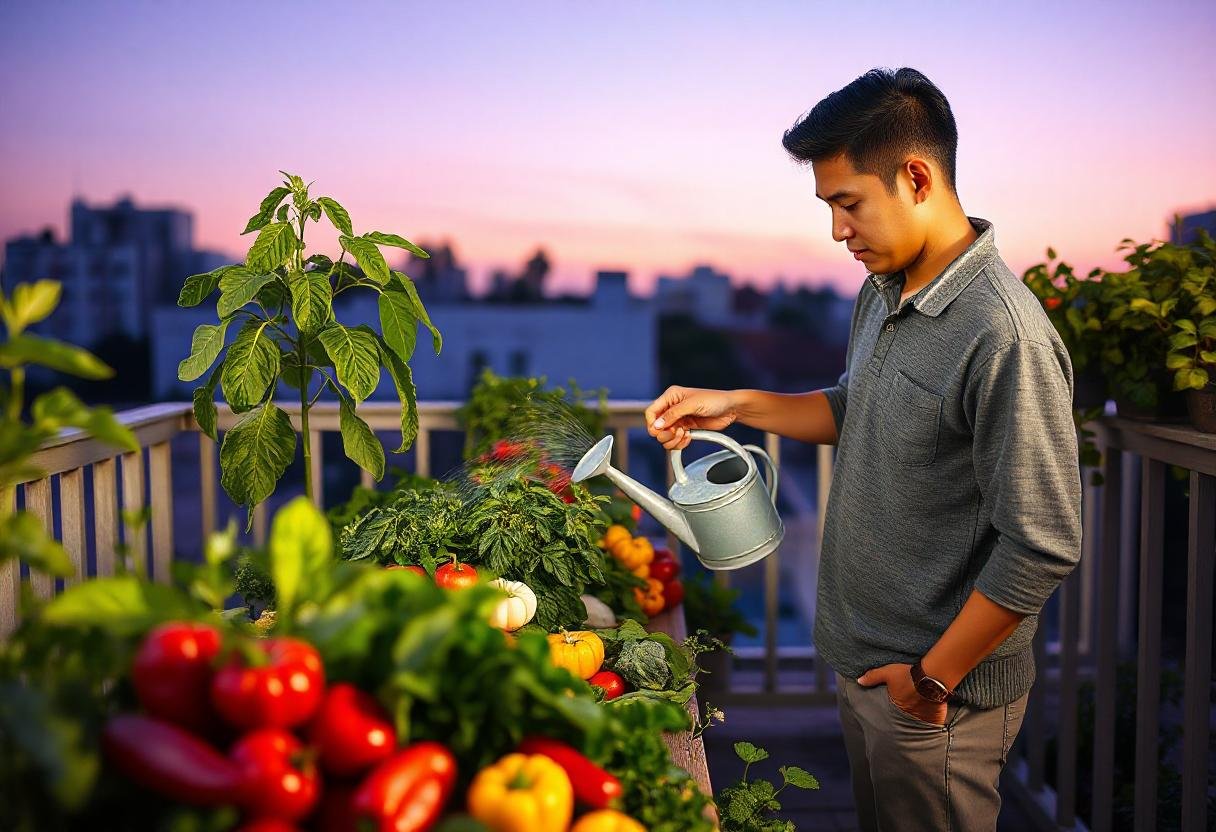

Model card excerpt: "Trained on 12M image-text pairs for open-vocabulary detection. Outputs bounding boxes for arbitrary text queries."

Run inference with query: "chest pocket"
[881,370,943,467]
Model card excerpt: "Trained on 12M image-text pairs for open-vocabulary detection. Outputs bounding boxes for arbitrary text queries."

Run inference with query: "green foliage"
[461,474,611,630]
[339,486,466,574]
[683,573,758,642]
[0,280,139,591]
[592,619,720,706]
[178,172,441,527]
[324,468,442,539]
[455,368,608,461]
[714,741,820,832]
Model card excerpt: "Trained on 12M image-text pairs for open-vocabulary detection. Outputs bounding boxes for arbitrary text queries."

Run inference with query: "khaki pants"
[836,674,1028,832]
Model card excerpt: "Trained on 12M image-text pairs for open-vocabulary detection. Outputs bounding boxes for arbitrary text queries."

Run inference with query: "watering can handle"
[669,430,757,485]
[742,444,779,507]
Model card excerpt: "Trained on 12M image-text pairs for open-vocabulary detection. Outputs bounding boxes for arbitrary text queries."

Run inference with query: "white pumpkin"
[580,594,617,629]
[488,578,537,631]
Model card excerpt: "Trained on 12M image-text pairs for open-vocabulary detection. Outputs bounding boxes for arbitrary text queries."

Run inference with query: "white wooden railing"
[5,403,1214,830]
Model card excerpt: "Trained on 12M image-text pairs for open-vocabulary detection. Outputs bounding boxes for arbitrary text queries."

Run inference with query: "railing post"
[1181,471,1215,832]
[199,434,216,540]
[1,486,19,636]
[93,458,119,576]
[1134,458,1166,832]
[59,468,87,584]
[1091,447,1122,832]
[149,442,174,584]
[310,430,325,507]
[120,450,147,576]
[25,478,55,599]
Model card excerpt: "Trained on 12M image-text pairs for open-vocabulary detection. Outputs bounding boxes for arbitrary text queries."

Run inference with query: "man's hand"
[857,663,948,727]
[645,386,739,451]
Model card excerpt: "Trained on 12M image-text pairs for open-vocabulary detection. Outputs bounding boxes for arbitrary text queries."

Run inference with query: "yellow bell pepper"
[612,537,654,571]
[602,524,631,551]
[547,629,605,679]
[468,752,574,832]
[572,809,648,832]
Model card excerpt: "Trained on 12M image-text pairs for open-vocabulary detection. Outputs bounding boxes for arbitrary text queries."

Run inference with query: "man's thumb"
[856,669,881,687]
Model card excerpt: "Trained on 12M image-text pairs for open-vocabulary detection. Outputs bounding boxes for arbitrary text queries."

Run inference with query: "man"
[645,67,1082,831]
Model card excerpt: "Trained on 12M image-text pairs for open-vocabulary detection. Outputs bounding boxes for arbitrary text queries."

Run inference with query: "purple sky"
[2,0,1214,297]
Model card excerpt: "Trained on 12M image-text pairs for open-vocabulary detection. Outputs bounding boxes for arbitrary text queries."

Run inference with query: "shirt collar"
[865,217,997,318]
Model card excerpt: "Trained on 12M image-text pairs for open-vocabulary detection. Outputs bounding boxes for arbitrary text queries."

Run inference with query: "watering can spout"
[572,436,699,553]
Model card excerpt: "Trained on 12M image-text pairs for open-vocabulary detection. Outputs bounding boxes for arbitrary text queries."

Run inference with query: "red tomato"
[652,547,676,563]
[230,728,320,822]
[311,683,397,778]
[631,504,642,523]
[353,742,457,831]
[211,638,325,730]
[662,579,684,610]
[434,561,478,590]
[387,565,428,578]
[650,558,680,584]
[588,670,627,701]
[132,622,222,734]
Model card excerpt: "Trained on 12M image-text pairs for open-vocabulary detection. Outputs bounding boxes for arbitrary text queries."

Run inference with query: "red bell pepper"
[311,683,397,777]
[352,741,457,832]
[102,714,243,806]
[516,736,622,809]
[230,728,320,821]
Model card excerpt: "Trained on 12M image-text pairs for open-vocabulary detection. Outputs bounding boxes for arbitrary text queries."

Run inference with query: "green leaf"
[1170,331,1199,350]
[317,197,354,236]
[178,266,236,307]
[0,682,100,810]
[339,395,385,482]
[340,235,390,285]
[290,270,332,335]
[1167,353,1192,369]
[377,339,419,453]
[0,512,74,577]
[1046,246,1057,260]
[276,204,290,223]
[270,496,334,620]
[364,231,429,259]
[280,348,312,391]
[247,222,299,273]
[0,334,113,379]
[193,362,223,441]
[31,388,137,451]
[379,285,418,362]
[256,277,291,310]
[734,741,769,764]
[242,186,291,235]
[1176,319,1198,334]
[1199,318,1216,339]
[1201,350,1216,365]
[781,765,820,790]
[391,271,442,354]
[220,320,280,411]
[318,322,381,403]
[8,280,61,330]
[177,320,230,382]
[1128,298,1161,316]
[1197,297,1216,316]
[219,403,297,528]
[217,267,276,318]
[41,576,196,635]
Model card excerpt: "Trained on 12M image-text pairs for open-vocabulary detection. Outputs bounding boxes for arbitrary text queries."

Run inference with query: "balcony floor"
[703,703,1036,831]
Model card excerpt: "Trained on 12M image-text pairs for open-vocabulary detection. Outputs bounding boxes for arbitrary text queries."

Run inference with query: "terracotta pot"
[1186,384,1216,433]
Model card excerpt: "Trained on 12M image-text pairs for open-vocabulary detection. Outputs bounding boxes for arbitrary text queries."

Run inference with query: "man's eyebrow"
[815,189,859,203]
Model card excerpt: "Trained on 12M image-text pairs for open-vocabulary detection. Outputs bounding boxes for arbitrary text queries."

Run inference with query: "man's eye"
[842,202,859,211]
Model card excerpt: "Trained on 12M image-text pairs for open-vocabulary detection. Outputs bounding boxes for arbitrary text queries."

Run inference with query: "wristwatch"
[910,660,952,703]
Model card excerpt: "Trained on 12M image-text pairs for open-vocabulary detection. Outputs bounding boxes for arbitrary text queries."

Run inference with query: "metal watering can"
[572,429,783,571]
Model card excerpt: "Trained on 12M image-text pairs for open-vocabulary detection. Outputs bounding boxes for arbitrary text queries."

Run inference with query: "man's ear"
[905,158,934,203]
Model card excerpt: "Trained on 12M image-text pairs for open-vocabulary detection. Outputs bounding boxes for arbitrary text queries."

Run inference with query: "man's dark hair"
[782,67,958,194]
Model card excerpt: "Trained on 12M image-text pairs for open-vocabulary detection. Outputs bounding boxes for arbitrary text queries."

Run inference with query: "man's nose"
[832,215,853,243]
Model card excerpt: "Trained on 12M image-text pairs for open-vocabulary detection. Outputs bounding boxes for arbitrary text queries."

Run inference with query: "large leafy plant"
[0,280,138,577]
[1159,230,1216,392]
[176,172,442,525]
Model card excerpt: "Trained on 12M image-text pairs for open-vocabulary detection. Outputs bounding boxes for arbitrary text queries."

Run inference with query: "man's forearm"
[920,589,1025,690]
[730,389,839,445]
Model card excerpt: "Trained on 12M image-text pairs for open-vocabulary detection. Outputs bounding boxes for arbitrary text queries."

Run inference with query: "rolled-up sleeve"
[967,339,1082,614]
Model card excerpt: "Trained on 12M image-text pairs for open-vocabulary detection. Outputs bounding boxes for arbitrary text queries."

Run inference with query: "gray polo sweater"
[817,217,1082,709]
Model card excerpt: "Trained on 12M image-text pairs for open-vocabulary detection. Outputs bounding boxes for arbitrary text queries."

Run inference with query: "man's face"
[811,153,927,276]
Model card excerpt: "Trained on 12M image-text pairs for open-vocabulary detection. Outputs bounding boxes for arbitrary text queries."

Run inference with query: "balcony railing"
[4,402,1213,831]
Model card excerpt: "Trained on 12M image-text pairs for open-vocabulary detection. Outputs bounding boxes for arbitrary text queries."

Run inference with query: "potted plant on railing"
[1161,230,1216,432]
[1022,250,1108,409]
[176,171,441,527]
[683,573,758,694]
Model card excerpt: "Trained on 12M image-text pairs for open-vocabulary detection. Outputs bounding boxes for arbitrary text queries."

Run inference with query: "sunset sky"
[2,0,1213,297]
